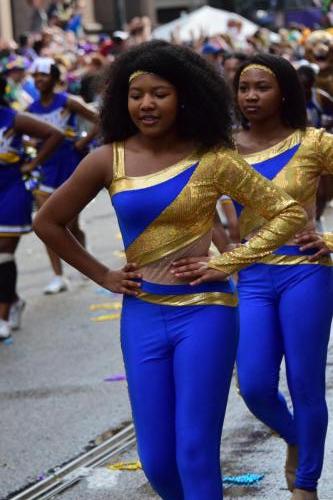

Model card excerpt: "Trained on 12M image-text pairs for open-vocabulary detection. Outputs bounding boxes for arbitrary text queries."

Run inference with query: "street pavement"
[0,191,333,500]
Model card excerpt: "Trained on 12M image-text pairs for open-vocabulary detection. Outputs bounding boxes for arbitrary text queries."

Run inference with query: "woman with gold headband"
[174,53,333,500]
[33,42,306,500]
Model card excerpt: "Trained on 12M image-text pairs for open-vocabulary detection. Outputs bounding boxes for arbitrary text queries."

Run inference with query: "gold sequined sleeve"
[322,233,333,251]
[208,148,308,275]
[316,128,333,174]
[315,130,333,251]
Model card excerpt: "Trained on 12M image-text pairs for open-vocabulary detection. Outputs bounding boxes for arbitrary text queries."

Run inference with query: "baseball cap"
[5,55,30,72]
[201,43,223,55]
[30,57,56,74]
[112,31,129,41]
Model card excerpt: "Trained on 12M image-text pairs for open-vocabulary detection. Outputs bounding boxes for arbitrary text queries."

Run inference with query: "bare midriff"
[139,230,212,284]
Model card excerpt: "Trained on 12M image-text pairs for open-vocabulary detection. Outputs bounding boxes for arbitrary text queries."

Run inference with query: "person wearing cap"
[100,31,129,58]
[4,55,35,111]
[28,57,99,294]
[201,42,224,73]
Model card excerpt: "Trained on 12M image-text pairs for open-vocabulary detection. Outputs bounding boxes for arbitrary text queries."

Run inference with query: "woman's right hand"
[294,230,330,261]
[101,263,142,295]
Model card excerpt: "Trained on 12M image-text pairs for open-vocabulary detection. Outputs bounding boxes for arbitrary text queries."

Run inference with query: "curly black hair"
[100,40,233,149]
[233,53,307,130]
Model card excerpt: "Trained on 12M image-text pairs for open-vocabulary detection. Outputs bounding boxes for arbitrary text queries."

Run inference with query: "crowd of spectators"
[1,0,333,214]
[0,2,332,115]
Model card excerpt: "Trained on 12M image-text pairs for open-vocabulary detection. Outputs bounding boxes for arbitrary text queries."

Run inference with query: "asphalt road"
[1,191,332,500]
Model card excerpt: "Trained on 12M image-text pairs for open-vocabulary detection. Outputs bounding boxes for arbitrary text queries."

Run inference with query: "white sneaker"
[9,299,26,330]
[43,276,69,295]
[0,320,11,340]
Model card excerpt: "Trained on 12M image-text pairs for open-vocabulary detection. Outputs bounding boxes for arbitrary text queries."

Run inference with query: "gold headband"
[129,70,150,84]
[240,64,276,78]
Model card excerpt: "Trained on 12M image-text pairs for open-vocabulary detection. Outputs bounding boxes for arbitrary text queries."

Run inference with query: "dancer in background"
[28,57,98,294]
[173,54,333,500]
[0,74,63,339]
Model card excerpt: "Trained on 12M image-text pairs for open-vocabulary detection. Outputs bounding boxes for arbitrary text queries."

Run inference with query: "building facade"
[0,0,211,40]
[2,0,313,40]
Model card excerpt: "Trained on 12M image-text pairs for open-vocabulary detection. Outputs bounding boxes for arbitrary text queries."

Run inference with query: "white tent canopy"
[152,6,260,43]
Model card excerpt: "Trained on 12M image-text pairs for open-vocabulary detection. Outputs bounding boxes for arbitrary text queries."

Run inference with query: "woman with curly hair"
[174,53,333,500]
[33,41,306,499]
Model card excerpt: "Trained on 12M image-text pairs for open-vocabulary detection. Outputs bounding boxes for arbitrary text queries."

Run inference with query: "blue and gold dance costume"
[0,106,32,303]
[233,128,333,491]
[0,106,32,236]
[109,142,306,499]
[28,93,82,194]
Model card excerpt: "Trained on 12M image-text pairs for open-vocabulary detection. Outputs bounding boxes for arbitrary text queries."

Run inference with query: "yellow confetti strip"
[89,302,122,311]
[91,313,121,322]
[116,232,122,240]
[112,250,125,258]
[107,460,142,471]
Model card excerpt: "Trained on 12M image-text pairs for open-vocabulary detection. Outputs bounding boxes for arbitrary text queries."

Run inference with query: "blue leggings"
[121,295,238,500]
[237,263,333,490]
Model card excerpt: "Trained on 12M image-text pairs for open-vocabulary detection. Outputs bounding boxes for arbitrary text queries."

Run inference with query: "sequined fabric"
[323,233,333,251]
[208,148,307,274]
[110,142,306,280]
[238,127,333,264]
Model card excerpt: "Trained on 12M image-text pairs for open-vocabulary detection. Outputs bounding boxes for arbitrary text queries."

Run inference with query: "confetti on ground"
[89,302,122,311]
[112,250,125,258]
[91,313,121,322]
[223,473,264,485]
[104,374,126,382]
[104,462,263,482]
[2,337,14,346]
[107,461,142,471]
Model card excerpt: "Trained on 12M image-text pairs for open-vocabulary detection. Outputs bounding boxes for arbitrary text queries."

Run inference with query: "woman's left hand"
[171,256,228,285]
[294,230,330,262]
[20,162,36,174]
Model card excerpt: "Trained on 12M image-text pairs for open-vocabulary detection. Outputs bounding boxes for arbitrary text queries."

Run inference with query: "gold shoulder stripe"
[111,141,125,181]
[241,130,304,164]
[109,150,200,196]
